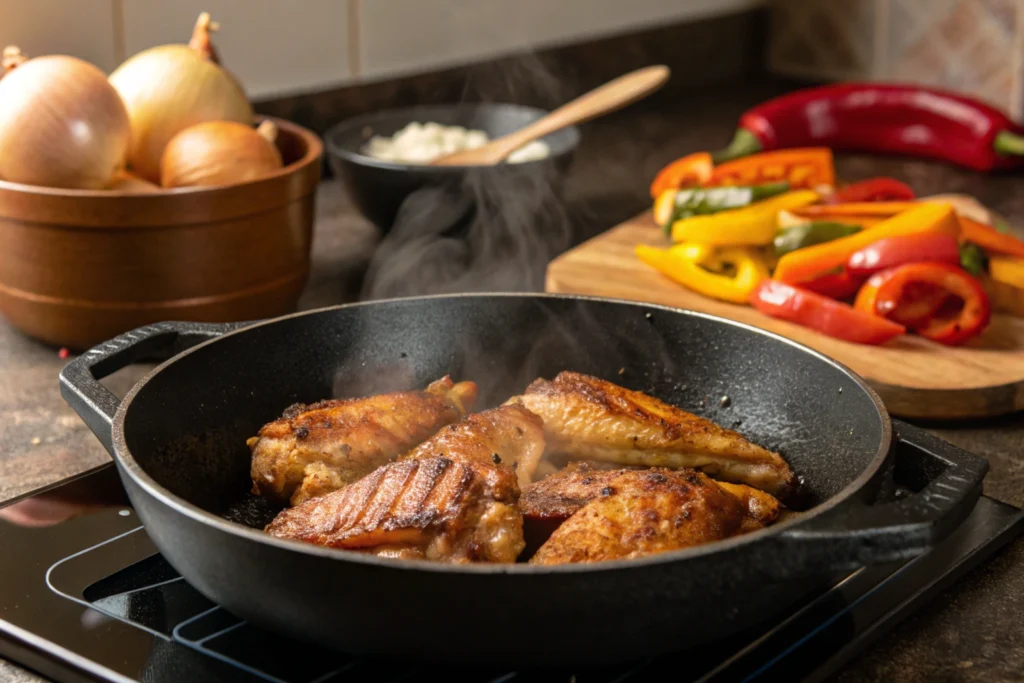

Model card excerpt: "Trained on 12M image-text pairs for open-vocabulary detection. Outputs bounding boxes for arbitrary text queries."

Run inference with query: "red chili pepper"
[828,177,915,203]
[799,269,864,300]
[750,280,905,345]
[853,263,991,345]
[713,83,1024,172]
[846,233,961,277]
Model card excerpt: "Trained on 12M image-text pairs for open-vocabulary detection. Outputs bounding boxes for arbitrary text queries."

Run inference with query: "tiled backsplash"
[0,0,760,100]
[768,0,1024,119]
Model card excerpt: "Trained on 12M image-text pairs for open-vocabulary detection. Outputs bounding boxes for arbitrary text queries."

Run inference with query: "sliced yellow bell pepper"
[670,242,714,263]
[982,274,1024,318]
[773,202,960,284]
[670,190,819,245]
[990,255,1024,289]
[636,244,769,304]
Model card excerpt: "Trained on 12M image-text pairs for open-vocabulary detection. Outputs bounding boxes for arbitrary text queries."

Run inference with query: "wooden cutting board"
[546,211,1024,419]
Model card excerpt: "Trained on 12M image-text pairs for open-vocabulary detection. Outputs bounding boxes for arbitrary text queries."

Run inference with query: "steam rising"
[360,55,577,299]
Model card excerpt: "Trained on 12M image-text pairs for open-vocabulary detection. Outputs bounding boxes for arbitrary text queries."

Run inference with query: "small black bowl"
[325,103,579,233]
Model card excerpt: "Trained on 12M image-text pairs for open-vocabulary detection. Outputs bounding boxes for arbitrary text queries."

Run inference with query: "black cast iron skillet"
[59,294,987,665]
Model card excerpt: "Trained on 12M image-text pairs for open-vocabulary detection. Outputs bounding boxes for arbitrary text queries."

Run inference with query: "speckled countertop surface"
[1,82,1022,682]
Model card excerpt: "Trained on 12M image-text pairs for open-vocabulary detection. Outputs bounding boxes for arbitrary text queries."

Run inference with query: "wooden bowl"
[0,116,322,350]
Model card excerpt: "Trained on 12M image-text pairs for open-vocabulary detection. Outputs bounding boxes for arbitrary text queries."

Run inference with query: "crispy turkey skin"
[404,402,545,489]
[265,403,547,563]
[509,372,796,499]
[249,376,477,506]
[520,462,781,551]
[265,456,523,563]
[529,468,751,565]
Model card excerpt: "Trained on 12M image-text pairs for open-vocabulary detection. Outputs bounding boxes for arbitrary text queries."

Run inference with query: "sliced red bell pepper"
[855,278,950,328]
[853,263,991,345]
[960,216,1024,258]
[650,152,713,198]
[750,280,905,345]
[773,203,960,284]
[799,269,864,300]
[827,177,915,204]
[846,233,961,277]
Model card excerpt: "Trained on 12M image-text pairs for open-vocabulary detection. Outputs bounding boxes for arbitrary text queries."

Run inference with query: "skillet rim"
[110,292,893,575]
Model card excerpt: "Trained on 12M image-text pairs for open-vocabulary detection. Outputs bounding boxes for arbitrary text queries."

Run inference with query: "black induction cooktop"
[0,463,1020,683]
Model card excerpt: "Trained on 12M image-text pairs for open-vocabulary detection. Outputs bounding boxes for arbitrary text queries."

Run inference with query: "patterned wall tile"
[769,0,878,80]
[769,0,1024,118]
[888,0,1018,113]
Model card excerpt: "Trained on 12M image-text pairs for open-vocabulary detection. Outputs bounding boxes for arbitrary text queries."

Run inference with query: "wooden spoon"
[431,65,670,166]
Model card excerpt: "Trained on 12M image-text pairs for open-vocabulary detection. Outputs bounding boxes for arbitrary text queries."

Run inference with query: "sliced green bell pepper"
[774,222,861,258]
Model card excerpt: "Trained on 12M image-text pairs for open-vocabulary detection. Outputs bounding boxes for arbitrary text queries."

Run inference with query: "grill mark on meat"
[265,455,524,563]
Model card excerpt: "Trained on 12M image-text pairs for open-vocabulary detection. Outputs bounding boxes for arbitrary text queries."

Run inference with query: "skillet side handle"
[58,321,246,455]
[778,419,988,568]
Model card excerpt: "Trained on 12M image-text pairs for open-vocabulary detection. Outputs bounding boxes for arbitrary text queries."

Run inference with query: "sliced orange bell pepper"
[960,216,1024,258]
[709,148,835,189]
[650,152,713,198]
[791,202,916,219]
[773,203,960,284]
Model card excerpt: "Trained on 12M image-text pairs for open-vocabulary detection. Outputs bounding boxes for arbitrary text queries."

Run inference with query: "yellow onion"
[109,12,253,182]
[0,54,131,189]
[161,120,283,188]
[2,46,27,76]
[106,170,160,193]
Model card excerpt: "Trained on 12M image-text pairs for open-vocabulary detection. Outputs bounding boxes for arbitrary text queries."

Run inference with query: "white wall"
[0,0,761,100]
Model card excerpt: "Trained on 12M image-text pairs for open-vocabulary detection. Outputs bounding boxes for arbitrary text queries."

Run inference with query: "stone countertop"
[1,81,1022,682]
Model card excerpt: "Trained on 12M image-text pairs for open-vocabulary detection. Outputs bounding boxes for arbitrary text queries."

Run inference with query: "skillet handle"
[776,419,988,570]
[59,321,246,455]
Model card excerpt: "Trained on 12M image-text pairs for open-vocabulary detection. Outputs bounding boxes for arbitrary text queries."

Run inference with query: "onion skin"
[106,170,160,193]
[2,46,27,76]
[110,44,252,182]
[160,120,283,188]
[0,55,131,189]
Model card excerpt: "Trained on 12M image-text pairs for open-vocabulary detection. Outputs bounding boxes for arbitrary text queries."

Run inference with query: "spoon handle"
[433,65,670,165]
[501,65,670,153]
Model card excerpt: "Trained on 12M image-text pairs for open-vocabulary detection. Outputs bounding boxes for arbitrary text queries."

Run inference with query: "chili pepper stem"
[711,128,763,164]
[993,130,1024,156]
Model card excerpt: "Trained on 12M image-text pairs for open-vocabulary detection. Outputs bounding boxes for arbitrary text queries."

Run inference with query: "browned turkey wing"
[714,480,783,532]
[265,456,522,563]
[265,403,548,563]
[520,462,781,549]
[510,372,796,499]
[529,468,750,565]
[250,376,477,506]
[404,403,545,488]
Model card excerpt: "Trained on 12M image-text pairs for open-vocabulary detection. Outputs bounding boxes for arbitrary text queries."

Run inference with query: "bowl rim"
[324,102,580,173]
[0,116,323,198]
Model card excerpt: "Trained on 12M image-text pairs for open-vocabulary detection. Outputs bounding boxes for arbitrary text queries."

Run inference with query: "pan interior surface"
[119,296,886,538]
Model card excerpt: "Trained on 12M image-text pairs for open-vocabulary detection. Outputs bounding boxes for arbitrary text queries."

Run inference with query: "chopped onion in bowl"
[364,122,550,165]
